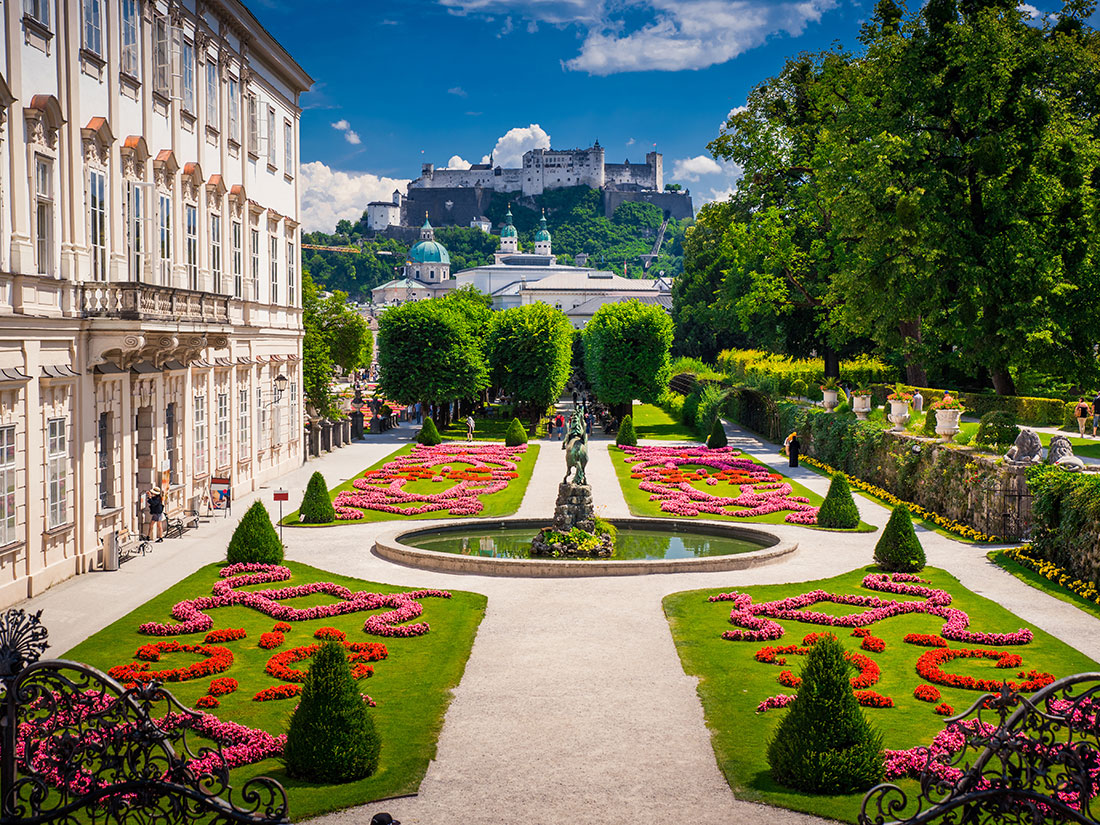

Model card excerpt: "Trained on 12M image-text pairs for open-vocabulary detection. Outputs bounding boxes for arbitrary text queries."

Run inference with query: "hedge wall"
[1027,466,1100,586]
[882,385,1066,427]
[716,349,895,397]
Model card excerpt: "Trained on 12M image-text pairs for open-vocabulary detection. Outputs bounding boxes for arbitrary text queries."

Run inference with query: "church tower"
[534,210,551,257]
[499,206,518,254]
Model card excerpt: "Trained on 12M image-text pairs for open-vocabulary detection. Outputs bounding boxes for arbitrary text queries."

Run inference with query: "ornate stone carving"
[1005,427,1044,465]
[1047,434,1085,472]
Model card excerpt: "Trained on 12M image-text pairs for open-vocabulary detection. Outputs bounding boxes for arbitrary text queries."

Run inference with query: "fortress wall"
[404,187,495,228]
[603,189,695,221]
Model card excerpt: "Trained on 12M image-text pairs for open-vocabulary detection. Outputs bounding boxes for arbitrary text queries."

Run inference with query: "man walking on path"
[466,414,475,442]
[1092,391,1100,437]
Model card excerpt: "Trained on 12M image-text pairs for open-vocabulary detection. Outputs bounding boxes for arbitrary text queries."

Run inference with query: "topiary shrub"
[226,501,283,565]
[873,505,925,572]
[817,473,860,529]
[284,642,381,783]
[617,414,637,446]
[505,417,528,446]
[416,417,441,445]
[706,417,727,448]
[975,410,1019,449]
[299,471,335,524]
[766,635,884,794]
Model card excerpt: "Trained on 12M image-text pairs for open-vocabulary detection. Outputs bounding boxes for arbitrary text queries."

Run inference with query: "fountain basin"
[373,518,797,577]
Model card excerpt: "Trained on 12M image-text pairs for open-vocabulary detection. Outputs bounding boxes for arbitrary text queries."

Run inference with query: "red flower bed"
[204,628,247,644]
[108,642,234,684]
[273,622,291,633]
[314,627,346,641]
[904,633,948,648]
[861,635,886,653]
[253,684,301,702]
[916,648,1055,693]
[759,643,880,690]
[913,684,941,703]
[260,641,388,698]
[854,690,894,708]
[851,628,870,638]
[934,703,955,716]
[208,677,238,697]
[196,695,220,709]
[258,632,284,649]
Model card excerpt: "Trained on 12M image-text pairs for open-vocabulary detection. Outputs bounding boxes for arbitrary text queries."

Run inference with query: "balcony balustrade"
[80,282,230,324]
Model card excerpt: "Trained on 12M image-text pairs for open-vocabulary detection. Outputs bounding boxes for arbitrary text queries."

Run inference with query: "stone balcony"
[79,282,230,324]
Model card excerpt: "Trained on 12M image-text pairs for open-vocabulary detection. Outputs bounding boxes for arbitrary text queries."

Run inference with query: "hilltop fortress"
[368,141,694,231]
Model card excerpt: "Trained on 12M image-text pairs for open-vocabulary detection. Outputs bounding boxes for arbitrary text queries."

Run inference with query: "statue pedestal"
[553,482,595,533]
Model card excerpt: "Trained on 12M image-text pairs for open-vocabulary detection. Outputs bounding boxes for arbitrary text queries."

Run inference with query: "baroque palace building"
[0,0,312,607]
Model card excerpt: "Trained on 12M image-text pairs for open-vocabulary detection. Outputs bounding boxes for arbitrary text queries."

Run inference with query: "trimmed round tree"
[416,417,442,446]
[616,414,638,447]
[817,473,860,529]
[505,417,528,447]
[284,642,381,783]
[766,635,884,794]
[874,505,926,572]
[226,501,283,565]
[583,300,673,419]
[299,471,335,524]
[486,304,573,421]
[706,417,728,449]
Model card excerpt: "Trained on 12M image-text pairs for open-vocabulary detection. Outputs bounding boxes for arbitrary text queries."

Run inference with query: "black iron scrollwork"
[860,674,1100,825]
[0,609,289,824]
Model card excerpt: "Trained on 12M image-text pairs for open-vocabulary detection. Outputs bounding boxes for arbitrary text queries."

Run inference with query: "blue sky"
[251,0,1061,231]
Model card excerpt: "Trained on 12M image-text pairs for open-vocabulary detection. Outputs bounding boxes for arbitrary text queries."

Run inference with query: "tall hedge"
[416,417,442,446]
[873,505,925,573]
[1027,466,1100,586]
[226,501,283,565]
[300,472,335,524]
[505,417,528,446]
[706,417,727,449]
[486,303,573,413]
[616,414,637,447]
[766,635,884,793]
[284,642,381,783]
[817,474,860,529]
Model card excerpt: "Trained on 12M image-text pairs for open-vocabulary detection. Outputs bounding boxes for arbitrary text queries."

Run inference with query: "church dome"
[408,239,450,264]
[534,211,551,242]
[501,206,518,238]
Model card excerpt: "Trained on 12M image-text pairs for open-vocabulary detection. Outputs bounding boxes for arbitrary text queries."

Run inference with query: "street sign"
[273,489,289,502]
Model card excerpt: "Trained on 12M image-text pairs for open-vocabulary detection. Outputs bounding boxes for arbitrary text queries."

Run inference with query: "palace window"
[228,78,240,143]
[250,227,260,299]
[216,392,229,468]
[257,386,266,449]
[266,107,276,167]
[269,235,278,304]
[185,204,198,290]
[193,396,207,477]
[232,221,242,298]
[47,418,67,528]
[88,170,107,281]
[206,59,219,127]
[246,94,258,155]
[126,180,152,281]
[181,40,195,113]
[83,0,102,56]
[284,120,293,175]
[165,402,177,485]
[238,386,249,451]
[24,0,49,28]
[272,404,282,448]
[158,193,172,285]
[120,0,139,76]
[289,380,298,433]
[211,213,222,293]
[34,156,53,276]
[153,14,169,94]
[287,238,296,306]
[0,427,15,544]
[97,412,112,510]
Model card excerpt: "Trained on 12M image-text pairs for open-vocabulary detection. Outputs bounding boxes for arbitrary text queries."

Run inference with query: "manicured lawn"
[663,566,1098,823]
[989,550,1100,623]
[282,442,540,525]
[438,411,541,442]
[631,403,698,441]
[609,444,874,530]
[63,561,487,821]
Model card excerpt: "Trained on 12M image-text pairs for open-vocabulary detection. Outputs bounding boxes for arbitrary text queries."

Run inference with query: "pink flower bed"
[617,445,819,524]
[709,573,1032,645]
[139,563,452,637]
[331,444,529,519]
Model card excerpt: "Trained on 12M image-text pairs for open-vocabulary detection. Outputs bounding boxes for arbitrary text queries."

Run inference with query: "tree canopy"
[302,274,372,416]
[583,300,673,410]
[486,303,573,416]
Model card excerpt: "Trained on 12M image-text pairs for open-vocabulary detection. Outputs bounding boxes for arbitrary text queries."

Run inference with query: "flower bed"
[615,444,820,524]
[1003,545,1100,607]
[331,443,530,519]
[108,641,234,684]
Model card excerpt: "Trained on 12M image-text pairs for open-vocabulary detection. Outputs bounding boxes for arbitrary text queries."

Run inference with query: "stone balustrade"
[79,283,230,324]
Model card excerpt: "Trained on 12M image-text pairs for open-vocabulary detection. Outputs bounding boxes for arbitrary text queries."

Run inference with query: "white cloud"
[490,123,551,167]
[446,154,473,169]
[721,105,748,130]
[626,137,636,146]
[448,86,468,97]
[331,119,350,131]
[298,161,408,233]
[672,155,722,181]
[481,154,492,164]
[527,19,539,32]
[499,15,514,35]
[438,0,602,26]
[345,130,361,145]
[1018,3,1040,18]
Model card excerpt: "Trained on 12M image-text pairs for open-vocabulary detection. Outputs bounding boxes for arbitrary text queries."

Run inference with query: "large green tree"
[486,303,573,421]
[302,274,372,417]
[583,300,673,415]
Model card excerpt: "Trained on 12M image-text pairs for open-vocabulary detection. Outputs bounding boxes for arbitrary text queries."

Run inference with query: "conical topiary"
[706,417,727,449]
[873,505,926,572]
[766,635,884,794]
[299,471,335,524]
[226,500,283,565]
[284,642,381,783]
[816,473,860,529]
[617,414,637,447]
[505,417,528,446]
[416,417,441,445]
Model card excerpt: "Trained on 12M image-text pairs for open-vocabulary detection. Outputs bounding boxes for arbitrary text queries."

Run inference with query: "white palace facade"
[0,0,312,606]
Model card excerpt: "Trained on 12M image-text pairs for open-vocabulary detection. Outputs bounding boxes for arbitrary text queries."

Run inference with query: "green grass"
[663,566,1099,823]
[609,445,874,530]
[282,443,540,525]
[988,550,1100,623]
[631,403,699,441]
[63,561,486,821]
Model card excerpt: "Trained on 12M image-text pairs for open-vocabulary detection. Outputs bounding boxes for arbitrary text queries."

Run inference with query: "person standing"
[1075,397,1091,437]
[147,487,165,542]
[1092,390,1100,437]
[548,416,556,441]
[466,414,475,442]
[787,433,801,468]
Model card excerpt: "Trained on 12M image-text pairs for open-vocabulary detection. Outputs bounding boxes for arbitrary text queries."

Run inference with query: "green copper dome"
[534,212,551,242]
[501,207,517,238]
[408,240,450,265]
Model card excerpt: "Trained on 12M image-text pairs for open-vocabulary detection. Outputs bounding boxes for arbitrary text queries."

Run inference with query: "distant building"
[371,217,456,305]
[470,216,492,232]
[366,190,403,231]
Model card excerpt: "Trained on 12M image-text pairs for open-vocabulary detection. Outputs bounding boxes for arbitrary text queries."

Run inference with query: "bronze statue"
[562,409,588,485]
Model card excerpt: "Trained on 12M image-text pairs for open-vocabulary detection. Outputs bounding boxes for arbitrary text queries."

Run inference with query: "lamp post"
[272,373,289,403]
[350,386,365,440]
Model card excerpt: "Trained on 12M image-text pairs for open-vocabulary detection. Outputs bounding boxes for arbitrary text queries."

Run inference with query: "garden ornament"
[1004,428,1043,465]
[1046,434,1085,472]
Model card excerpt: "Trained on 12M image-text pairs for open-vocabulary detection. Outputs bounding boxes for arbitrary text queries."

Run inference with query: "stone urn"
[852,394,872,420]
[935,408,962,442]
[822,389,839,412]
[887,399,910,431]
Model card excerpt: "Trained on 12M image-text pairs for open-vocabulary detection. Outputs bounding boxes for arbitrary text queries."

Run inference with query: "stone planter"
[887,399,910,431]
[823,389,839,412]
[935,408,963,442]
[853,394,872,420]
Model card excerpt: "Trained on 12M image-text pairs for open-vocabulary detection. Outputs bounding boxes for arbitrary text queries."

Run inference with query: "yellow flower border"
[800,456,1000,543]
[1004,546,1100,606]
